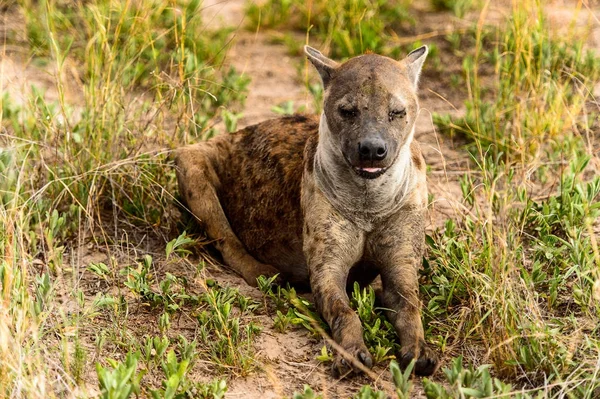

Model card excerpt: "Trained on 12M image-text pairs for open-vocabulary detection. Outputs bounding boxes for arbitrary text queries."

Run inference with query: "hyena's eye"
[388,108,406,121]
[339,105,358,118]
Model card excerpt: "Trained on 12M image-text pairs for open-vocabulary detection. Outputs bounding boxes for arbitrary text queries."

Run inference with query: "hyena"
[175,45,438,377]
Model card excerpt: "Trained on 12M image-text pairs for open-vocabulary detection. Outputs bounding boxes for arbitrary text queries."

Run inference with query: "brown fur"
[175,46,438,377]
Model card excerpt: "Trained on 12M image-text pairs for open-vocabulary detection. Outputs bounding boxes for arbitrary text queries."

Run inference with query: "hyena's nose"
[358,138,388,162]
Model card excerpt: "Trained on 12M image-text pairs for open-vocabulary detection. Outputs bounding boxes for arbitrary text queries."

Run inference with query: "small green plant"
[445,31,462,52]
[150,350,191,399]
[43,209,66,272]
[391,360,415,399]
[196,286,262,375]
[196,378,228,399]
[60,335,88,384]
[123,255,153,300]
[422,357,518,399]
[293,360,415,398]
[96,352,145,399]
[273,308,296,333]
[350,283,399,364]
[315,345,333,363]
[122,255,199,311]
[141,335,170,367]
[158,312,171,335]
[292,385,323,399]
[88,262,112,282]
[257,274,286,309]
[33,272,52,317]
[221,109,244,133]
[165,231,196,260]
[257,275,327,335]
[272,100,304,115]
[430,0,477,18]
[246,0,296,29]
[307,83,324,113]
[352,386,386,399]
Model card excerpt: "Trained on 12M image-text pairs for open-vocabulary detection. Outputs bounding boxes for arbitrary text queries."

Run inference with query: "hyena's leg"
[368,207,438,376]
[303,189,372,377]
[174,143,279,286]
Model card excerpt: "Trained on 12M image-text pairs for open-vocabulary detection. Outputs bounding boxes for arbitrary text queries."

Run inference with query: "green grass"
[246,0,414,58]
[424,154,600,387]
[419,4,600,391]
[2,0,600,397]
[434,1,600,163]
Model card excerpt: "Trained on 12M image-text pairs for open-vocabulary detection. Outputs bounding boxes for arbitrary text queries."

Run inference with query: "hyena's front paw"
[331,343,373,378]
[398,340,438,376]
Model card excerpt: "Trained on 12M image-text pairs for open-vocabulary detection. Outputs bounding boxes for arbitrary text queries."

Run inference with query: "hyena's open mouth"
[342,153,389,179]
[354,166,387,179]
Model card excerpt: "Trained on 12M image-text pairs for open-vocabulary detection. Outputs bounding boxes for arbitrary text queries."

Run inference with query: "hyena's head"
[305,45,427,179]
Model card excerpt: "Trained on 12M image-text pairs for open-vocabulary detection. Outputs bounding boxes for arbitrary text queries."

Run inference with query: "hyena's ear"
[304,45,338,88]
[401,45,428,89]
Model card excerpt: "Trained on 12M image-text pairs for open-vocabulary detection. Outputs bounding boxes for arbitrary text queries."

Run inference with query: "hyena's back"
[189,114,318,283]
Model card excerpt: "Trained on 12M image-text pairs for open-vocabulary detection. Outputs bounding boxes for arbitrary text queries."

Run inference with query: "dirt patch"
[226,32,314,126]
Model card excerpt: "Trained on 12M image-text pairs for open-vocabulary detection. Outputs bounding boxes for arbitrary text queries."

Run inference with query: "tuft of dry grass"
[1,0,249,396]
